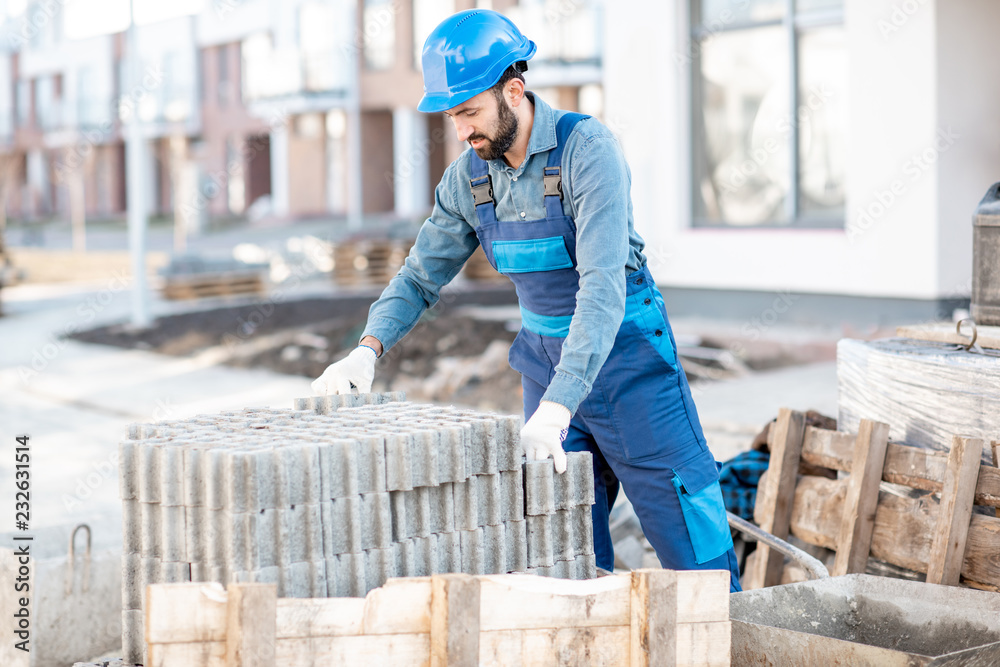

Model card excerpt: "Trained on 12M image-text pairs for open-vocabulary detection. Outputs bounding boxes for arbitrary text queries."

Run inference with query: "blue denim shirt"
[362,93,647,415]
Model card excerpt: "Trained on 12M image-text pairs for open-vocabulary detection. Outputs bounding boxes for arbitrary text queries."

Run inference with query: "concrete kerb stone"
[500,469,525,523]
[496,415,523,472]
[453,476,479,531]
[567,451,595,506]
[427,483,454,534]
[477,472,503,527]
[460,528,485,575]
[526,513,554,569]
[524,460,555,516]
[360,492,392,550]
[482,523,506,575]
[384,432,414,492]
[571,504,595,556]
[504,519,528,573]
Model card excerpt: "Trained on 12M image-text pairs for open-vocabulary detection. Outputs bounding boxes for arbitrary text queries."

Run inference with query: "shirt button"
[520,212,526,218]
[635,277,644,285]
[512,176,518,181]
[643,298,651,306]
[654,330,663,337]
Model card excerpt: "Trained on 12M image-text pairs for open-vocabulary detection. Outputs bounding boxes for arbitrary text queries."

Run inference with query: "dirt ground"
[70,287,527,413]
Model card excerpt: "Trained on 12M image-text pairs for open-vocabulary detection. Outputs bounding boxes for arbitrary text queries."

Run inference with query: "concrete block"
[460,528,485,575]
[160,504,186,562]
[285,560,323,598]
[204,449,226,509]
[356,435,387,494]
[254,506,279,568]
[224,511,255,571]
[567,451,595,506]
[360,492,392,550]
[505,520,528,573]
[477,473,503,526]
[254,565,281,587]
[571,504,595,556]
[273,446,300,507]
[122,609,144,666]
[293,397,313,411]
[296,444,322,505]
[496,415,524,471]
[119,440,139,500]
[122,553,143,610]
[190,561,210,582]
[282,503,323,563]
[159,445,184,506]
[412,535,434,577]
[207,508,228,565]
[426,483,453,534]
[525,460,555,516]
[332,553,366,597]
[572,553,597,580]
[181,447,204,507]
[453,476,479,531]
[538,559,571,579]
[482,523,506,574]
[389,490,411,542]
[319,440,359,499]
[552,509,574,562]
[323,496,362,555]
[468,419,499,475]
[122,498,140,555]
[438,425,468,483]
[409,429,439,488]
[141,555,161,590]
[394,539,416,577]
[246,447,276,511]
[137,445,160,503]
[365,547,396,591]
[436,531,461,574]
[140,502,160,557]
[160,560,191,583]
[384,432,414,491]
[526,514,554,568]
[500,470,525,522]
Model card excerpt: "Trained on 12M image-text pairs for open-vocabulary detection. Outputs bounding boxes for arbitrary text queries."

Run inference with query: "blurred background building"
[0,0,997,321]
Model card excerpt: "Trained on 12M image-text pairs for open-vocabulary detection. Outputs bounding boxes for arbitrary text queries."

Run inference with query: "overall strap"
[544,112,590,219]
[468,152,498,226]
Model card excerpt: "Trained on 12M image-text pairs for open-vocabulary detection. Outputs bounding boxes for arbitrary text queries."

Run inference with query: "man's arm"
[360,160,480,356]
[541,131,631,414]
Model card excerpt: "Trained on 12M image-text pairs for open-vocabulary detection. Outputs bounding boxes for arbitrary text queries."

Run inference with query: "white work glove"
[520,400,571,474]
[311,345,377,395]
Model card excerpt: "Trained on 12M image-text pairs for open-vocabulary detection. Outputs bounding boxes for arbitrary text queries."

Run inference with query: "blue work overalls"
[469,113,741,591]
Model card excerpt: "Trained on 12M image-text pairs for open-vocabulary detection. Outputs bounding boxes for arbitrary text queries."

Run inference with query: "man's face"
[444,88,519,161]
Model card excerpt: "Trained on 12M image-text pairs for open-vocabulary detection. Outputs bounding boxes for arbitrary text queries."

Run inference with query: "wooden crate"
[744,408,1000,591]
[333,239,414,287]
[144,570,731,667]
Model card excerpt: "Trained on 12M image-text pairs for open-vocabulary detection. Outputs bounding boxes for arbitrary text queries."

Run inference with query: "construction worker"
[313,9,741,591]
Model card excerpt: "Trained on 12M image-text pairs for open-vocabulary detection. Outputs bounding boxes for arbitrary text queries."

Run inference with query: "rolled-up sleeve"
[362,161,480,354]
[541,135,630,414]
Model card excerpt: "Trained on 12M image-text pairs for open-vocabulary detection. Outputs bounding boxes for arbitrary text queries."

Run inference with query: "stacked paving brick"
[120,392,595,665]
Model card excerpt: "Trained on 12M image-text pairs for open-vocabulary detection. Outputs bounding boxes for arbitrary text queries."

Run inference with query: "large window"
[412,0,455,69]
[363,0,396,70]
[691,0,846,227]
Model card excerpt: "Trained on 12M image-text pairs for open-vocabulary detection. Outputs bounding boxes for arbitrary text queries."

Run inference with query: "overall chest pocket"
[491,237,574,274]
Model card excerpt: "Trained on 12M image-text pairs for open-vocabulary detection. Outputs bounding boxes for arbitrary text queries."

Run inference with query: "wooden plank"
[675,621,731,667]
[275,597,365,638]
[478,627,630,667]
[629,569,677,667]
[225,583,276,667]
[993,442,1000,519]
[431,574,480,667]
[361,577,433,635]
[276,634,431,666]
[674,570,730,624]
[477,574,630,631]
[927,436,984,585]
[745,408,806,589]
[962,514,1000,589]
[146,583,229,644]
[789,475,846,551]
[801,429,1000,507]
[897,322,1000,351]
[833,419,890,576]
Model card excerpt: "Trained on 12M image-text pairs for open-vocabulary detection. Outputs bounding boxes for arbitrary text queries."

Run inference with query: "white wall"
[605,0,997,301]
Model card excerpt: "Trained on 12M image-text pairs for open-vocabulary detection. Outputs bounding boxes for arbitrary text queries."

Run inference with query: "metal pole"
[125,0,150,327]
[346,0,363,231]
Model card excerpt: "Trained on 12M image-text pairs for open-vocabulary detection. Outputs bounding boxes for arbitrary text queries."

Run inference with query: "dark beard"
[471,99,518,161]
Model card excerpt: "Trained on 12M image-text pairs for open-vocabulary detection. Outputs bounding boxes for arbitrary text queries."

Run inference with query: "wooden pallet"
[744,408,1000,591]
[144,570,731,667]
[162,273,267,300]
[333,239,414,287]
[898,322,1000,350]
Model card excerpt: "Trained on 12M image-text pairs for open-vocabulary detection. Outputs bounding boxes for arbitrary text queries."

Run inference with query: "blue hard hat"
[417,9,536,113]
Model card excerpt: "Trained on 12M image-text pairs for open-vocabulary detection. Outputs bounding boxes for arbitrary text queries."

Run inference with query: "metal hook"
[956,318,979,350]
[65,523,92,596]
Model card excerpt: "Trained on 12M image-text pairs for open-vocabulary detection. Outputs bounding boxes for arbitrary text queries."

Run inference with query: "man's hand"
[311,345,378,395]
[520,401,571,473]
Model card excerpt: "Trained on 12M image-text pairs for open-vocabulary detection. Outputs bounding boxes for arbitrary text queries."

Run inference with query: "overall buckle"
[470,175,494,206]
[543,167,563,199]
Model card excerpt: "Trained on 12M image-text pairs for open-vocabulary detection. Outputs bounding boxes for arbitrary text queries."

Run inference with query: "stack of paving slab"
[119,391,595,665]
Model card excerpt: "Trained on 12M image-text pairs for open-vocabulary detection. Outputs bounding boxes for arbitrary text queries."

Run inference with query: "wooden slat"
[275,634,431,665]
[897,322,1000,350]
[477,574,630,631]
[927,437,985,585]
[801,427,1000,507]
[629,569,676,667]
[833,419,890,576]
[745,408,806,589]
[275,597,365,638]
[431,574,480,667]
[993,442,1000,519]
[479,627,629,667]
[146,583,229,644]
[225,583,276,667]
[675,621,731,667]
[148,640,226,667]
[361,577,433,635]
[674,570,730,624]
[962,514,1000,588]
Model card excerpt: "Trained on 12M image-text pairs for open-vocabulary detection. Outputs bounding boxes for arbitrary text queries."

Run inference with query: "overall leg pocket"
[671,452,733,565]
